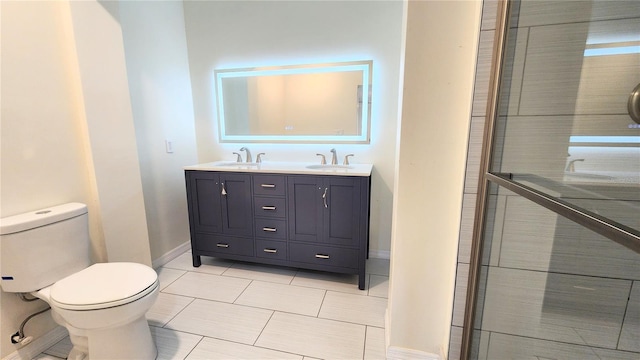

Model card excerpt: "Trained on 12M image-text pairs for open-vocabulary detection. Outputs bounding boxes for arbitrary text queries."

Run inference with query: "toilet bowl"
[33,263,160,360]
[0,203,159,360]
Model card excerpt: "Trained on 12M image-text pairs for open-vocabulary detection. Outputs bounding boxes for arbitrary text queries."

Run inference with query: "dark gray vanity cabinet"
[288,176,362,247]
[288,175,368,289]
[185,170,370,289]
[253,175,289,264]
[185,171,253,265]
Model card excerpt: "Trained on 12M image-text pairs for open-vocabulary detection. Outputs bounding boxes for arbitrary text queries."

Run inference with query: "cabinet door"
[324,177,361,247]
[220,173,253,237]
[188,171,223,233]
[288,176,323,242]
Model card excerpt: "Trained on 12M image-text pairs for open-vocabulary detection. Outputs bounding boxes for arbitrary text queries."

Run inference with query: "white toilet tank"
[0,203,91,293]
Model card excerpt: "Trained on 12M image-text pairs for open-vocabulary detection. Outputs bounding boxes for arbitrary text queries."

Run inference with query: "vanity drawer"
[254,197,286,218]
[194,233,253,256]
[256,239,287,261]
[255,218,287,239]
[289,243,358,269]
[253,175,286,196]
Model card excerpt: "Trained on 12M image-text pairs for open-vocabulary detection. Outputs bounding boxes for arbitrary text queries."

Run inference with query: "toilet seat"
[50,262,158,311]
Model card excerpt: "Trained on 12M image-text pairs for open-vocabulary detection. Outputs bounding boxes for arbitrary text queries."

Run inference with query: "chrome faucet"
[330,148,338,165]
[233,152,242,162]
[239,147,252,163]
[343,154,354,165]
[565,158,585,172]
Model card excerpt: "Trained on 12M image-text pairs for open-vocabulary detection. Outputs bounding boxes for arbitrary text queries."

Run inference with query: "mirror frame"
[215,61,372,143]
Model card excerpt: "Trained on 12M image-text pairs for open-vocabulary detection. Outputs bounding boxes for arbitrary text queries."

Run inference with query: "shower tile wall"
[450,0,640,359]
[476,193,640,358]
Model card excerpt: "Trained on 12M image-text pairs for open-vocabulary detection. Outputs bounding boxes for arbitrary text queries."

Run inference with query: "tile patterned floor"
[38,252,389,360]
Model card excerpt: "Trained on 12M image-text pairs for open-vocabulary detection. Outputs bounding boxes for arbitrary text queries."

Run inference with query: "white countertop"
[184,161,373,177]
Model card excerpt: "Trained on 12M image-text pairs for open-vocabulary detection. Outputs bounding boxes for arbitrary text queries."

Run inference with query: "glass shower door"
[468,0,640,358]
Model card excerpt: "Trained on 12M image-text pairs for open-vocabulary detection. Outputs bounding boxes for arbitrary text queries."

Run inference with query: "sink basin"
[306,164,354,170]
[218,162,260,167]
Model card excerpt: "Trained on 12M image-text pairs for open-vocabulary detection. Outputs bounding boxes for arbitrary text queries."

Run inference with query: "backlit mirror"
[215,61,372,143]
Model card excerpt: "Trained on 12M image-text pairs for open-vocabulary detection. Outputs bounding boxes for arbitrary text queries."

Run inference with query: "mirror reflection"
[215,61,372,143]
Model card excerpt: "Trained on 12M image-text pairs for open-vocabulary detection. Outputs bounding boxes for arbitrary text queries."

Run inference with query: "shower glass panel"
[491,0,640,232]
[471,184,640,358]
[469,0,640,358]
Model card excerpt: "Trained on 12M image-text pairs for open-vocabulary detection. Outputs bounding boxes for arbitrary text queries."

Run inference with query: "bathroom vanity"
[184,161,372,289]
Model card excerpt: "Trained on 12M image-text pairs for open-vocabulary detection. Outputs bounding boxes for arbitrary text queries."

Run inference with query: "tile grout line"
[158,268,190,291]
[232,278,254,304]
[290,268,300,285]
[252,310,276,346]
[316,289,328,318]
[362,325,369,360]
[181,335,206,360]
[158,295,197,328]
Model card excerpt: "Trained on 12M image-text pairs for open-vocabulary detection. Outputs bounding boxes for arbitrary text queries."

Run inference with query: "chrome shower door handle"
[322,187,328,208]
[629,83,640,124]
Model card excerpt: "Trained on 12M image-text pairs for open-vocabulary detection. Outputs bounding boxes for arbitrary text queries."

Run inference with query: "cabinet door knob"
[263,248,277,253]
[262,227,277,232]
[216,243,229,248]
[315,254,330,259]
[221,183,227,196]
[262,206,276,210]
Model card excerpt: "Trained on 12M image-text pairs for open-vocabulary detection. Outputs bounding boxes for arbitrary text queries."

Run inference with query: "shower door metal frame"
[460,0,640,358]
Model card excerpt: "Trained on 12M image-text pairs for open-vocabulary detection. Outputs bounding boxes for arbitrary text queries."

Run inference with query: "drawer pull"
[315,254,330,259]
[322,187,328,208]
[263,248,278,254]
[262,206,277,210]
[216,243,229,248]
[262,227,277,232]
[261,184,276,188]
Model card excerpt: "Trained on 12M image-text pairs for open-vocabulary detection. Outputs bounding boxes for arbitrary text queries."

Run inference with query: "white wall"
[0,3,94,356]
[68,0,152,265]
[182,0,405,257]
[388,0,482,358]
[0,1,152,357]
[118,1,199,262]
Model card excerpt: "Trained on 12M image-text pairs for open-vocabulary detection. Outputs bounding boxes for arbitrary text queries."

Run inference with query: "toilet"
[0,203,159,360]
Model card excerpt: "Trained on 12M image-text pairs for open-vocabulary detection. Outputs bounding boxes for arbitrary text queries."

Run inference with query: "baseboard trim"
[387,345,441,360]
[152,241,191,269]
[385,308,391,357]
[2,326,67,360]
[369,249,391,259]
[384,309,441,360]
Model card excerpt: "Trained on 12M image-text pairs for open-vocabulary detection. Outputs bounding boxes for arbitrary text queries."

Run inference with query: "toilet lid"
[50,262,158,311]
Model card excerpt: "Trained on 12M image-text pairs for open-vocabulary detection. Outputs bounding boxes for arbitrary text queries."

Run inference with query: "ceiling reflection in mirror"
[215,61,372,143]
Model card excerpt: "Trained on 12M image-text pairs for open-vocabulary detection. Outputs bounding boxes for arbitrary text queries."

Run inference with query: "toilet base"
[67,333,89,360]
[86,316,157,360]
